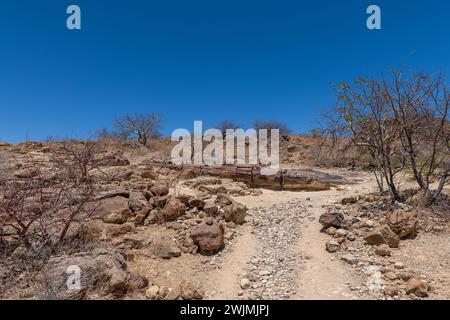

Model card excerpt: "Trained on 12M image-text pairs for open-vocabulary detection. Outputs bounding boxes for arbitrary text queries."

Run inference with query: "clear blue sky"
[0,0,449,142]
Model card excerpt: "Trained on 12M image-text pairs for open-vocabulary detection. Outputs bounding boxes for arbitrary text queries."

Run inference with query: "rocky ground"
[0,141,449,300]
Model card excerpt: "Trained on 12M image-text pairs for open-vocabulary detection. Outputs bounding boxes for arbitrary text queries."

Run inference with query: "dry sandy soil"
[1,141,449,300]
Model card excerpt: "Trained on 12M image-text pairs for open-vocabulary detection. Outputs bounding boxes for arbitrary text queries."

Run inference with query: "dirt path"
[206,170,376,300]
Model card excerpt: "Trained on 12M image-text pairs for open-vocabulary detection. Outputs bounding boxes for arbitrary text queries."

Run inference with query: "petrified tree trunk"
[148,163,348,191]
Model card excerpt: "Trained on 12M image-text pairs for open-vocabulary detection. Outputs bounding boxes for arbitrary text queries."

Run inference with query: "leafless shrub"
[253,120,292,138]
[113,112,165,146]
[0,141,101,257]
[216,120,241,137]
[322,70,449,204]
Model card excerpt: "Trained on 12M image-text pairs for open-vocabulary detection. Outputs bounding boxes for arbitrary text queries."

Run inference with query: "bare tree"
[113,113,164,146]
[217,120,241,137]
[253,120,293,138]
[382,71,449,203]
[0,165,96,254]
[327,71,449,204]
[49,140,103,183]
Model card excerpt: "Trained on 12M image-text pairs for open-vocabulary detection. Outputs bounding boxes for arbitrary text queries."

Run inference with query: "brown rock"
[180,281,204,300]
[325,240,341,253]
[41,249,130,299]
[340,196,359,205]
[164,286,181,300]
[363,225,400,248]
[100,156,130,167]
[223,202,247,224]
[93,196,132,224]
[190,221,224,253]
[150,237,182,259]
[140,169,157,179]
[188,198,205,209]
[149,183,169,197]
[203,202,219,216]
[406,277,429,297]
[386,210,418,239]
[319,212,345,229]
[383,286,399,297]
[135,206,152,224]
[161,198,186,221]
[375,244,391,257]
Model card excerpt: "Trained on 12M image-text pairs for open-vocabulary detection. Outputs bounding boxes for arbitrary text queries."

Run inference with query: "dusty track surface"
[204,170,378,300]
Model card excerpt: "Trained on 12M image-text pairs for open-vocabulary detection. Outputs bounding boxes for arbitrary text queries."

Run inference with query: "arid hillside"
[0,138,449,300]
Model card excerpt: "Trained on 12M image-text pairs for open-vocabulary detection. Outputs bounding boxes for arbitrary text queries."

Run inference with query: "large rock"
[213,194,247,224]
[100,156,130,167]
[215,193,233,207]
[223,202,247,224]
[41,249,130,299]
[82,221,135,240]
[386,210,418,239]
[161,198,186,221]
[150,237,182,259]
[325,240,341,253]
[180,281,204,300]
[149,183,169,197]
[363,225,400,248]
[319,212,345,229]
[190,220,224,253]
[134,206,152,225]
[406,277,429,297]
[93,196,132,224]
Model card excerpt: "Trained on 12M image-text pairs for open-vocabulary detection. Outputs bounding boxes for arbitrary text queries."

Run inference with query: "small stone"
[240,278,251,289]
[394,262,405,269]
[406,277,429,297]
[325,240,341,253]
[326,226,337,236]
[146,285,160,300]
[375,244,391,257]
[383,285,399,297]
[341,254,359,265]
[384,272,398,281]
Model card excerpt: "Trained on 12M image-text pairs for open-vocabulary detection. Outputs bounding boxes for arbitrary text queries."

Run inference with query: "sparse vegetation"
[113,113,165,146]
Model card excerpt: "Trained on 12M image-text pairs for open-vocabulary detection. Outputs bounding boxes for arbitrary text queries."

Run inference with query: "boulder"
[223,202,247,224]
[150,237,182,259]
[188,198,205,209]
[341,254,358,265]
[203,201,219,216]
[93,196,131,224]
[180,281,204,300]
[161,198,186,222]
[325,240,341,253]
[340,196,359,205]
[41,249,130,299]
[190,221,224,253]
[149,183,169,197]
[100,156,130,167]
[386,210,418,239]
[375,244,391,257]
[82,221,135,240]
[406,277,429,297]
[134,206,152,225]
[215,193,233,207]
[146,285,160,300]
[378,225,400,248]
[140,170,157,179]
[319,212,345,229]
[363,225,400,248]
